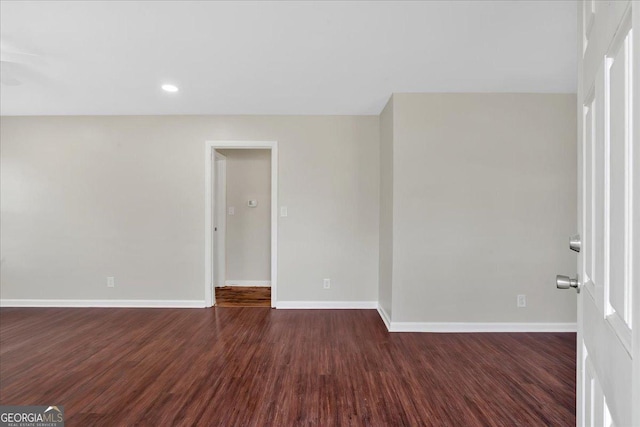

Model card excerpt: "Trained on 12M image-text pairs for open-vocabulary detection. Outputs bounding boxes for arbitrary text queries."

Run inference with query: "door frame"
[633,6,640,423]
[204,140,278,308]
[213,151,227,289]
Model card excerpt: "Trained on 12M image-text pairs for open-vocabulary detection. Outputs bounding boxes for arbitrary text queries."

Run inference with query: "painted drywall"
[0,116,379,303]
[389,93,577,323]
[378,97,394,317]
[217,149,271,283]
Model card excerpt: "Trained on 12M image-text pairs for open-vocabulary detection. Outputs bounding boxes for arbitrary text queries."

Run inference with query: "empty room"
[0,1,638,426]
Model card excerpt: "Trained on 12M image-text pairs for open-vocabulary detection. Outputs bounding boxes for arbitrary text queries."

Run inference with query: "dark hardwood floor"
[0,308,575,426]
[215,286,271,307]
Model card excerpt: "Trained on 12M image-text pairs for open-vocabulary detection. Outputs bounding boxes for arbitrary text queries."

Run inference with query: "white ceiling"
[0,1,577,116]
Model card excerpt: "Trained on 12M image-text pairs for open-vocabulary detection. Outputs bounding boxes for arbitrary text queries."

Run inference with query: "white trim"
[0,299,206,308]
[276,301,377,309]
[382,320,578,333]
[205,140,278,308]
[376,305,391,330]
[214,152,227,288]
[223,280,271,287]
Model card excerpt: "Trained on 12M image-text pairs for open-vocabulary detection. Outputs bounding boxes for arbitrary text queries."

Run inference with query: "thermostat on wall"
[248,200,258,208]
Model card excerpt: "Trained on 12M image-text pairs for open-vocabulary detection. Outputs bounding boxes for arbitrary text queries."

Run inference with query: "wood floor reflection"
[215,286,271,307]
[0,308,576,426]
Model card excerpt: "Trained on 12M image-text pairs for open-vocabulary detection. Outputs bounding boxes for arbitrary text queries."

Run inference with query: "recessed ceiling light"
[161,84,179,93]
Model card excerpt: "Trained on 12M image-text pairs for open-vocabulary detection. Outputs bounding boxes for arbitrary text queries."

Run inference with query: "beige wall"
[390,93,577,323]
[217,149,271,282]
[378,97,394,317]
[0,94,578,323]
[0,115,380,303]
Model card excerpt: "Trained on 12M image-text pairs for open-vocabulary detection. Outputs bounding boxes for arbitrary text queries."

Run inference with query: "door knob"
[569,234,581,252]
[556,274,580,293]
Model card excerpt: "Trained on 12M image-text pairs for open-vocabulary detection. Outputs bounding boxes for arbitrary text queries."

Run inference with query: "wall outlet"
[517,294,526,308]
[228,207,235,215]
[281,206,288,217]
[323,278,331,289]
[107,276,115,288]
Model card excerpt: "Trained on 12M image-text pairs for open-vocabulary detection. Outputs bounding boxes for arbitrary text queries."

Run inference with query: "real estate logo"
[0,405,64,427]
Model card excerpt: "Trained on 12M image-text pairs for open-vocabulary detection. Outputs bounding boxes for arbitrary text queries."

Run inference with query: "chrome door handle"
[556,274,580,293]
[569,234,581,252]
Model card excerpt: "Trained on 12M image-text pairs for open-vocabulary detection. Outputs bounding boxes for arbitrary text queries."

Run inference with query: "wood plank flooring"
[215,286,271,307]
[0,308,576,426]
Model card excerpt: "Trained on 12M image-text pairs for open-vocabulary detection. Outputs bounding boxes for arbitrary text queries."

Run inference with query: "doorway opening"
[204,141,278,308]
[214,148,271,307]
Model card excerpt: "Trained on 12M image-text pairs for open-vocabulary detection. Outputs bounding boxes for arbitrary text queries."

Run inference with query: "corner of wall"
[378,94,395,319]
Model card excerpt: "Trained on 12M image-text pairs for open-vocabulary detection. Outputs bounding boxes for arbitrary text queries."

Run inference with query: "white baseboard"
[222,280,271,287]
[377,305,391,330]
[382,319,577,333]
[277,301,377,309]
[0,299,206,308]
[0,299,577,332]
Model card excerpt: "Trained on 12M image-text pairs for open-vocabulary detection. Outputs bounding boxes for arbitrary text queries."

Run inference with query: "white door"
[569,1,639,426]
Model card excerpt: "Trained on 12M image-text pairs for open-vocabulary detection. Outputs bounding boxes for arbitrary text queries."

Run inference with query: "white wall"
[378,97,394,317]
[0,116,380,304]
[390,93,577,323]
[217,149,271,283]
[0,95,577,322]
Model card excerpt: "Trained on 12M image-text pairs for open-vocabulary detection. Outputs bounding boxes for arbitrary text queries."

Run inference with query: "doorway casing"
[204,140,278,308]
[213,151,227,289]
